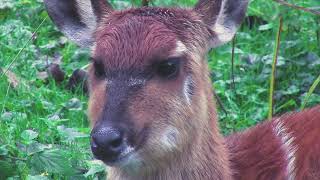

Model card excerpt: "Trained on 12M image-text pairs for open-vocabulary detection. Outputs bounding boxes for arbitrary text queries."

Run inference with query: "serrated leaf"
[26,175,49,180]
[0,0,15,10]
[26,142,51,156]
[0,160,16,179]
[57,126,89,142]
[0,145,9,156]
[1,112,27,122]
[21,130,38,142]
[31,149,75,175]
[84,160,106,178]
[1,112,13,121]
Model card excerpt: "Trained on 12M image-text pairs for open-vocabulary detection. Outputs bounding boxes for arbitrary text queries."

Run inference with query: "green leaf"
[0,160,16,179]
[0,145,9,156]
[31,149,75,175]
[84,160,106,178]
[1,112,13,121]
[64,98,83,111]
[57,126,89,142]
[21,130,39,143]
[0,0,15,10]
[26,175,50,180]
[26,142,51,156]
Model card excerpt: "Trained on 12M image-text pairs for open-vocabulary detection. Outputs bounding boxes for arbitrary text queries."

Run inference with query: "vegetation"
[1,0,319,179]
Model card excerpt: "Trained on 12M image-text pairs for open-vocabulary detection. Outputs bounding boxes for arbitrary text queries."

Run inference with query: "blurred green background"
[0,0,319,179]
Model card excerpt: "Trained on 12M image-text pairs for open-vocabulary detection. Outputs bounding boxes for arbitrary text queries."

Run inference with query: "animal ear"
[194,0,248,48]
[44,0,113,47]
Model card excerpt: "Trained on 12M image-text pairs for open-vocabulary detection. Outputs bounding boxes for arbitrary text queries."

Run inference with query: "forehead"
[93,8,183,70]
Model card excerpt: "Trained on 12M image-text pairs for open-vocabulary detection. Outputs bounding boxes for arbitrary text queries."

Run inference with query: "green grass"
[1,0,320,179]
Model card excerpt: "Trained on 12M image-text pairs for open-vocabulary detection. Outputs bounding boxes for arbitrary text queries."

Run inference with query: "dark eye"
[156,58,180,79]
[93,61,105,78]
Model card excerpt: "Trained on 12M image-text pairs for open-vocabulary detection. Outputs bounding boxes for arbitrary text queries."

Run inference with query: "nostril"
[91,127,125,156]
[110,137,123,149]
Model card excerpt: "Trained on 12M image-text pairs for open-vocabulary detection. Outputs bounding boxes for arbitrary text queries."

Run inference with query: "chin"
[105,150,144,172]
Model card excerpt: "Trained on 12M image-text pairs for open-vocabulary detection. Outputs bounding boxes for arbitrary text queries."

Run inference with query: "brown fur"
[87,9,233,179]
[88,8,320,180]
[228,106,320,180]
[89,7,320,180]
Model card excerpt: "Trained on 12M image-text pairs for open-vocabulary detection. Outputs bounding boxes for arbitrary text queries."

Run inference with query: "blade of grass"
[301,74,320,110]
[0,17,47,78]
[268,17,283,119]
[231,36,236,93]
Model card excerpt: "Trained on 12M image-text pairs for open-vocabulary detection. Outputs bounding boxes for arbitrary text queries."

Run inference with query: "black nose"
[91,127,125,162]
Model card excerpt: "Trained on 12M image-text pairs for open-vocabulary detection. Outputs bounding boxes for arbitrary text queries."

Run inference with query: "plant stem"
[268,17,282,119]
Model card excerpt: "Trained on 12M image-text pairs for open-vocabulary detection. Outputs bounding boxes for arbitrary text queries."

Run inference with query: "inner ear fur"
[44,0,113,47]
[194,0,249,48]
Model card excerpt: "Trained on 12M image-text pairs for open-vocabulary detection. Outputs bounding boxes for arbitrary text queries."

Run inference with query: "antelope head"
[44,0,248,175]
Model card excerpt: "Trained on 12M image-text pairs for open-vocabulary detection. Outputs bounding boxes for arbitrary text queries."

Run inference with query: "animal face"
[88,9,208,168]
[44,0,248,172]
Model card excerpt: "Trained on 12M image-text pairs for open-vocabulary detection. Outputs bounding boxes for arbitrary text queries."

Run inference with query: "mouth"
[100,147,136,167]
